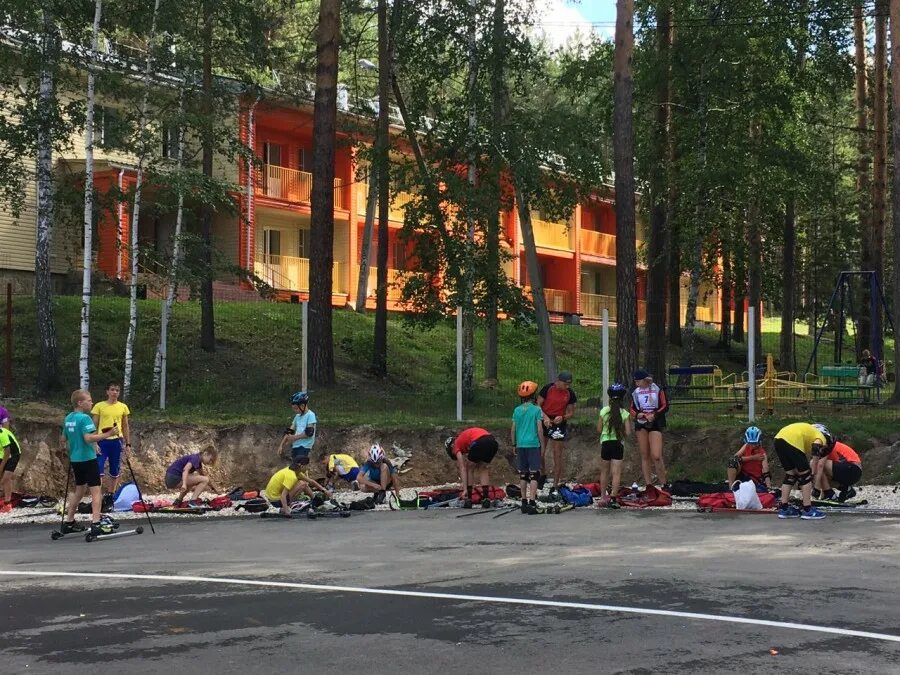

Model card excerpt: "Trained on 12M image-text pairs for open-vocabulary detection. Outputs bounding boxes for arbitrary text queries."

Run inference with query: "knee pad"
[783,474,798,486]
[797,471,812,486]
[526,471,539,483]
[727,457,741,470]
[519,471,530,482]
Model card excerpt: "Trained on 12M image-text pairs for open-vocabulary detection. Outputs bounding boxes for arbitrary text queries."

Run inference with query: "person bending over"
[814,439,862,503]
[773,422,831,520]
[165,448,220,507]
[445,426,500,508]
[265,461,331,516]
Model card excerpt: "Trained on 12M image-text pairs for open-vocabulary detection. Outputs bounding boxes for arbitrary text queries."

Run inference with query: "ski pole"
[124,450,155,534]
[59,458,71,533]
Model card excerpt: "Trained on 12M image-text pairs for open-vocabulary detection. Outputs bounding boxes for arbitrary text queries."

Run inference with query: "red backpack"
[466,486,507,504]
[615,485,673,508]
[697,492,777,510]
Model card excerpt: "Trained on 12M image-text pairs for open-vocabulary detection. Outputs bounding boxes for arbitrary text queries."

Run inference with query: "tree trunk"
[461,0,478,403]
[613,0,639,385]
[871,0,888,360]
[667,215,681,346]
[680,237,702,369]
[355,170,377,312]
[887,0,900,404]
[733,253,746,343]
[154,94,186,403]
[79,0,102,391]
[484,0,507,384]
[372,0,389,378]
[855,2,873,351]
[198,0,216,353]
[35,10,60,394]
[515,185,557,383]
[780,199,796,371]
[718,239,731,347]
[309,0,341,384]
[123,0,161,398]
[644,0,672,387]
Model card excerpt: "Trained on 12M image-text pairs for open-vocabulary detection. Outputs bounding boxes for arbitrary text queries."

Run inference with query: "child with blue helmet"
[727,426,771,489]
[278,392,317,465]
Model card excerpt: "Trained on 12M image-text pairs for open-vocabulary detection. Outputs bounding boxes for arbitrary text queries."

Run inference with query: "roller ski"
[260,500,311,519]
[306,496,352,520]
[456,499,506,517]
[85,523,144,543]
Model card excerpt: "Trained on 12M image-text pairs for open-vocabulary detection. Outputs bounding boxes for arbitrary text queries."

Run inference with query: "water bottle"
[631,482,639,496]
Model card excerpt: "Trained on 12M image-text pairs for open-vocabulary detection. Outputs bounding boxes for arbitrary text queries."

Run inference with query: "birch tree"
[79,0,103,390]
[123,0,161,398]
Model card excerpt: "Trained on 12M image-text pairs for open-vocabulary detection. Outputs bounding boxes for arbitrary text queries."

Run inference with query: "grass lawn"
[5,296,897,436]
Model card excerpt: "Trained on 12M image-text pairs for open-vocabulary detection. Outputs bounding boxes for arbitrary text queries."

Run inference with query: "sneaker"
[481,499,492,509]
[186,500,205,509]
[778,504,801,519]
[60,521,86,534]
[350,480,360,491]
[838,487,857,502]
[800,506,826,520]
[607,497,620,509]
[523,503,539,515]
[822,490,836,502]
[811,488,822,499]
[461,499,473,509]
[374,491,386,505]
[90,520,115,536]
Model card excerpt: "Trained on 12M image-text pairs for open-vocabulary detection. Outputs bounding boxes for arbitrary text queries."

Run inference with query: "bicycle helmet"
[290,391,309,406]
[368,443,385,464]
[444,436,457,459]
[517,380,538,398]
[743,426,762,445]
[607,383,627,399]
[812,423,834,449]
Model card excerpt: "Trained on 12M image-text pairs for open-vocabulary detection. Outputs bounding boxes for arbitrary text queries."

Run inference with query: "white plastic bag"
[734,480,763,510]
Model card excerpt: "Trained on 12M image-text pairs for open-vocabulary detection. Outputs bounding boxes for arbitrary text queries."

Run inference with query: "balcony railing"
[364,266,404,301]
[356,183,416,222]
[256,165,346,209]
[254,254,346,293]
[580,229,616,257]
[518,218,573,251]
[580,293,647,324]
[680,302,718,323]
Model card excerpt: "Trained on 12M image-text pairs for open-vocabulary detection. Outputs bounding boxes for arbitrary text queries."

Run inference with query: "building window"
[263,229,281,258]
[161,125,180,159]
[298,229,310,259]
[263,142,283,167]
[299,147,312,172]
[392,240,407,270]
[97,106,126,149]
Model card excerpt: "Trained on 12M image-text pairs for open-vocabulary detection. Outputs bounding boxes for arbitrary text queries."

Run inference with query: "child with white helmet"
[726,426,772,490]
[358,443,401,503]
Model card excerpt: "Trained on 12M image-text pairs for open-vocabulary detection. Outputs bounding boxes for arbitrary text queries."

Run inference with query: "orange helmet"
[517,381,538,397]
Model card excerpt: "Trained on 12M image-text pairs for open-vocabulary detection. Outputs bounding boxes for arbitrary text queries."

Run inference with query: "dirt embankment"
[8,416,900,496]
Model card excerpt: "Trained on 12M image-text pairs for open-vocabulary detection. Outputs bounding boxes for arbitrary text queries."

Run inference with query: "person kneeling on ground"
[265,461,331,516]
[320,453,361,491]
[511,382,545,514]
[358,444,401,503]
[727,426,772,490]
[165,448,221,507]
[813,438,862,503]
[773,422,831,520]
[445,426,500,509]
[597,383,633,509]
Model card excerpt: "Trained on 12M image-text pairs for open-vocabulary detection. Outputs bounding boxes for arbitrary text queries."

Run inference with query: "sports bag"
[580,483,603,497]
[236,497,269,513]
[558,485,594,507]
[207,495,233,510]
[697,491,777,510]
[616,484,673,508]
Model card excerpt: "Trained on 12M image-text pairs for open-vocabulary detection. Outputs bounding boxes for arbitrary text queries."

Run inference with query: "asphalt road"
[2,509,899,674]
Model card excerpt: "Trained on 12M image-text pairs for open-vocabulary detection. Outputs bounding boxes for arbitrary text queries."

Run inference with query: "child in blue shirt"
[61,389,118,536]
[278,391,317,465]
[511,381,545,514]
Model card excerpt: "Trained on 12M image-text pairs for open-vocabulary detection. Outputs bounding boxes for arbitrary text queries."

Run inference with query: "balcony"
[581,293,648,324]
[363,266,404,301]
[254,254,346,293]
[580,229,616,258]
[518,217,574,251]
[256,165,347,210]
[356,183,416,222]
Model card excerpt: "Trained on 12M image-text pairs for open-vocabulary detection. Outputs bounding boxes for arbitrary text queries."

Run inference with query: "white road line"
[2,570,899,644]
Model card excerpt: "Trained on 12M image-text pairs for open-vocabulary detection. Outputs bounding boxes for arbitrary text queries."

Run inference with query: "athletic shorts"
[0,451,20,474]
[516,447,541,473]
[164,472,182,490]
[543,421,568,441]
[831,461,862,488]
[362,464,396,483]
[468,435,498,464]
[600,440,624,461]
[340,467,360,482]
[635,414,666,433]
[72,459,101,488]
[774,438,811,473]
[97,439,123,477]
[291,447,311,464]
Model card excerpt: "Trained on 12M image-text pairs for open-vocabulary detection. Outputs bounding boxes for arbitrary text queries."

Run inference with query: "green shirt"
[512,402,543,448]
[63,411,98,463]
[599,406,630,443]
[0,428,20,460]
